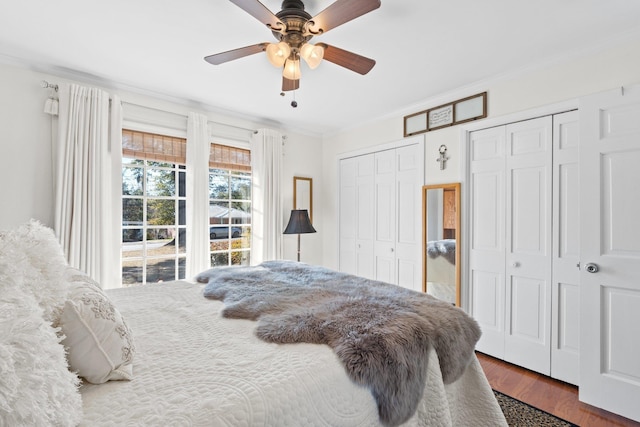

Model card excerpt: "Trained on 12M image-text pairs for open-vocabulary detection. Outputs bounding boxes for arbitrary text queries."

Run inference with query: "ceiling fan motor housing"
[274,0,313,50]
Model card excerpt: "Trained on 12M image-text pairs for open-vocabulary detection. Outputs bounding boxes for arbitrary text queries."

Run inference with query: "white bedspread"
[80,281,506,426]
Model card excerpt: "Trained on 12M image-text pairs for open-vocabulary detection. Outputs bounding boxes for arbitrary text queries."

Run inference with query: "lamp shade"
[283,210,316,234]
[266,41,291,67]
[282,58,301,80]
[300,43,324,69]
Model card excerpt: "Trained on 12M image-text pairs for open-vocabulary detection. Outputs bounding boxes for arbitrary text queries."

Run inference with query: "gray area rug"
[494,391,578,427]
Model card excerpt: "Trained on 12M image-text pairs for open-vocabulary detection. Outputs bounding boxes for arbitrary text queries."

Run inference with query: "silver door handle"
[585,263,599,273]
[512,262,520,268]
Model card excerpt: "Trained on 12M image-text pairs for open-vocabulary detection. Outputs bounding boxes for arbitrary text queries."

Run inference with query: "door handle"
[585,263,599,273]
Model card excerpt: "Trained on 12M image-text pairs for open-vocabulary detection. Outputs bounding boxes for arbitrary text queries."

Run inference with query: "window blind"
[122,129,186,164]
[122,130,251,171]
[209,143,251,172]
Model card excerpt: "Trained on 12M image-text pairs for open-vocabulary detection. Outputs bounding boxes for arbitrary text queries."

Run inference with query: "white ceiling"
[1,0,640,136]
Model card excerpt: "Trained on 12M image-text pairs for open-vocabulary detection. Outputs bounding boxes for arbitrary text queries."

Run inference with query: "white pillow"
[61,269,135,384]
[0,219,69,324]
[0,265,83,425]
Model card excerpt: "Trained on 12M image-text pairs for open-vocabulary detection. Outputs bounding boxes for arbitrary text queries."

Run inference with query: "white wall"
[0,63,57,228]
[0,61,324,265]
[321,34,640,270]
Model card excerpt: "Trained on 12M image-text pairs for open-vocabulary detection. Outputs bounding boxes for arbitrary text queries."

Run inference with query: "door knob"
[585,263,599,273]
[512,262,520,268]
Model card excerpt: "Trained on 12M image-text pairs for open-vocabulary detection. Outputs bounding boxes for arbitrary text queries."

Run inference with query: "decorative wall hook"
[437,145,449,170]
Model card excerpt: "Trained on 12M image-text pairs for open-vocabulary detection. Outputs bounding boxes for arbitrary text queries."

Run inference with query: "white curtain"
[250,129,284,264]
[54,84,122,287]
[186,112,211,278]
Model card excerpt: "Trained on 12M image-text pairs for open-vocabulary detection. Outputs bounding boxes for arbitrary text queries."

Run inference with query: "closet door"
[469,126,507,358]
[396,144,422,291]
[374,149,397,283]
[339,154,374,279]
[503,117,553,375]
[339,157,358,274]
[339,142,422,290]
[551,111,581,385]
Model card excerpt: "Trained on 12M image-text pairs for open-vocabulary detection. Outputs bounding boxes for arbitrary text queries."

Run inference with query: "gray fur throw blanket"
[426,239,456,265]
[197,261,481,427]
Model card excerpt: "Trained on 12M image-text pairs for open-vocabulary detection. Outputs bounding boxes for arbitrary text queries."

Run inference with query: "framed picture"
[454,92,487,124]
[427,104,454,130]
[403,111,428,137]
[293,176,313,223]
[403,92,487,136]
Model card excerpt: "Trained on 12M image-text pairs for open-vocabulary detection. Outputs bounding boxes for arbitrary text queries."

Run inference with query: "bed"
[0,221,507,426]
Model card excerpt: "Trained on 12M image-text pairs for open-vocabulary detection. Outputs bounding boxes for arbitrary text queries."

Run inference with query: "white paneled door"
[469,126,507,357]
[551,111,581,386]
[470,116,559,376]
[579,86,640,422]
[374,150,396,283]
[339,141,423,291]
[339,154,374,279]
[504,117,553,375]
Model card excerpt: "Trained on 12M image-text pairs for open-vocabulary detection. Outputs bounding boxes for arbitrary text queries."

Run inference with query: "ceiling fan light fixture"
[266,41,291,67]
[300,43,324,69]
[282,58,301,80]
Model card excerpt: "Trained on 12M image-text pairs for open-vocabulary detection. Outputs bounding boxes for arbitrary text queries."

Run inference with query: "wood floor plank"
[476,352,640,427]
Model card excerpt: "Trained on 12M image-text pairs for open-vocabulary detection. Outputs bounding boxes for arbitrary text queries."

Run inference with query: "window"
[121,130,187,286]
[120,131,252,285]
[208,144,252,267]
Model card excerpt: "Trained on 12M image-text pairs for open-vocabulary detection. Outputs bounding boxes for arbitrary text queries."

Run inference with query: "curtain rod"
[39,83,270,136]
[38,83,257,134]
[40,80,58,92]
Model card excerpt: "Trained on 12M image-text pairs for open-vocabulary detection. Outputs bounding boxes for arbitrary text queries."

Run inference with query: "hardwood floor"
[477,352,640,427]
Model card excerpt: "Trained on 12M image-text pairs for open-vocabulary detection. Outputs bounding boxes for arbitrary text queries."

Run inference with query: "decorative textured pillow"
[0,263,83,425]
[60,268,135,384]
[0,219,69,324]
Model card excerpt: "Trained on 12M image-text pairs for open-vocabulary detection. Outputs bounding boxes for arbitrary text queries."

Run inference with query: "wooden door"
[579,86,640,422]
[551,110,581,385]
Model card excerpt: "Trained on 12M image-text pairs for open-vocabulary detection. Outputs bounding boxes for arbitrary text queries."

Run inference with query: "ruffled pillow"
[0,219,69,323]
[60,268,135,384]
[0,260,83,425]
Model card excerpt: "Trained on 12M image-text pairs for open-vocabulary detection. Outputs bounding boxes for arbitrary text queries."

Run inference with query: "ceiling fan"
[205,0,381,93]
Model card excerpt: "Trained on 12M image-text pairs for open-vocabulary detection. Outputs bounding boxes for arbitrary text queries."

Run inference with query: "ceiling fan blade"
[304,0,381,35]
[204,43,268,65]
[317,43,375,75]
[229,0,286,33]
[282,77,300,92]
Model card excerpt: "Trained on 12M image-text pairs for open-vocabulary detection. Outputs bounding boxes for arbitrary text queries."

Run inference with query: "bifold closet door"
[470,116,553,375]
[339,154,374,279]
[373,149,396,283]
[372,146,422,289]
[340,143,422,290]
[551,110,581,386]
[469,126,507,358]
[503,117,553,375]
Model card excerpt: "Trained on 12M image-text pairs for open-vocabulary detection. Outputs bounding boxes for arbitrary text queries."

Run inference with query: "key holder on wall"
[437,145,449,170]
